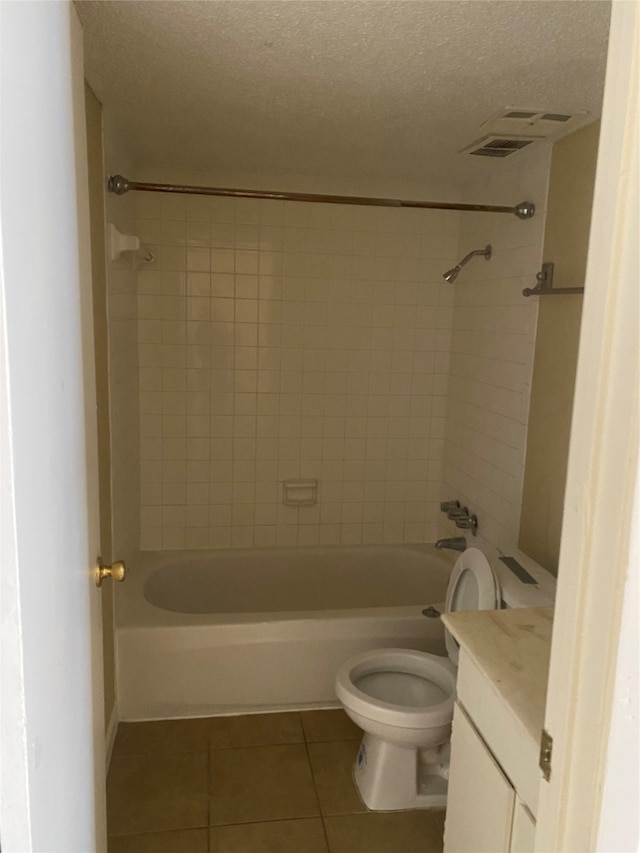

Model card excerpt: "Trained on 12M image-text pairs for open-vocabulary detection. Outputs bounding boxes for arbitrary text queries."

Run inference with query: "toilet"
[335,546,554,811]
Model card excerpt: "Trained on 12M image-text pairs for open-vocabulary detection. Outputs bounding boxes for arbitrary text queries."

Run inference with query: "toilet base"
[353,733,449,811]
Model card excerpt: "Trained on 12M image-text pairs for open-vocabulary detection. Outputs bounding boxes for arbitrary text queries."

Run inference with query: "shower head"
[443,244,492,283]
[443,266,461,283]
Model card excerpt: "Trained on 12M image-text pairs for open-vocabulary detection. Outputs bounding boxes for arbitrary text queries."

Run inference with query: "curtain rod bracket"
[106,174,535,219]
[515,201,536,219]
[107,174,130,195]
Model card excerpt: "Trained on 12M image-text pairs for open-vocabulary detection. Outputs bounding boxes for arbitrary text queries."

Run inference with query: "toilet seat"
[444,547,500,665]
[335,648,456,729]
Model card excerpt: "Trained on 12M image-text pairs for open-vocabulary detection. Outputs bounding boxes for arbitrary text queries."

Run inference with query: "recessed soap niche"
[282,479,318,507]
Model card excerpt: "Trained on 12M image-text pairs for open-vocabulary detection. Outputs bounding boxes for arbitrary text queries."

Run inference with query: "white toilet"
[335,546,554,811]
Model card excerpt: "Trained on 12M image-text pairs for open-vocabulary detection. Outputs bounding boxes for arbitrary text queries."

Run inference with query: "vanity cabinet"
[444,702,536,853]
[510,799,537,852]
[444,702,515,852]
[441,608,553,853]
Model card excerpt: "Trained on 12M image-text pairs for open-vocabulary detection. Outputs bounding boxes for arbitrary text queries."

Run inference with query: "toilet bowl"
[335,546,554,811]
[336,648,457,810]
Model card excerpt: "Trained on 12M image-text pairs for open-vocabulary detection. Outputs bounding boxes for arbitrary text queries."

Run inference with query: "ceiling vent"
[462,135,539,158]
[460,107,590,160]
[480,107,589,138]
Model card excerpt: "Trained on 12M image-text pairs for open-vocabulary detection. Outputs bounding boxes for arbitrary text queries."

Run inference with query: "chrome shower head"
[443,244,492,282]
[443,266,461,283]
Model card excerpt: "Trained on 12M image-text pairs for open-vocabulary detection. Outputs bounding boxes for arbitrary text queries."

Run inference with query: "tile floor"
[107,709,446,853]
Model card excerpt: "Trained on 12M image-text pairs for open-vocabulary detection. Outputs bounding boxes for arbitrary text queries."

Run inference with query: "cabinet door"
[510,798,536,853]
[444,702,515,853]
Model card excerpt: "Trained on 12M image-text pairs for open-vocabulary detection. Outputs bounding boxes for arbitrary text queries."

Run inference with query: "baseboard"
[119,700,342,723]
[105,703,119,772]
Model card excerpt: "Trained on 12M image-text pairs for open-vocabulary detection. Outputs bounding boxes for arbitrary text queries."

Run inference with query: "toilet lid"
[444,548,500,665]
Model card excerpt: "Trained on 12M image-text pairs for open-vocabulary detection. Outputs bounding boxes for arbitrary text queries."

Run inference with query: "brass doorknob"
[96,558,127,587]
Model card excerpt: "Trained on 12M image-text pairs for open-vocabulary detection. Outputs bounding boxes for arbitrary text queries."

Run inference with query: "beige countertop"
[442,606,554,745]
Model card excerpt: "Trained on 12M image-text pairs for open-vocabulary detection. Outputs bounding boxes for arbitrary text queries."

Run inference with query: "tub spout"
[435,537,467,552]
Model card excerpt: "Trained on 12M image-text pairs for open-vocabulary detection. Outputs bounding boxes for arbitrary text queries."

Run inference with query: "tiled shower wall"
[439,147,551,551]
[135,192,460,549]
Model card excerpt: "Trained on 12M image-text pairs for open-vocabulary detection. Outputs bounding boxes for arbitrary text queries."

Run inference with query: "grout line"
[107,822,210,839]
[111,714,364,851]
[207,727,212,842]
[209,738,306,753]
[304,736,362,744]
[303,736,333,852]
[320,813,332,853]
[211,813,327,828]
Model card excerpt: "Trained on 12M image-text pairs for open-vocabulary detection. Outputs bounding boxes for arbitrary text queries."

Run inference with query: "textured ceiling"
[76,0,611,186]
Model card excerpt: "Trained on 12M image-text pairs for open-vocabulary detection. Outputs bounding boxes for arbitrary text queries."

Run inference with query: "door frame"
[534,2,639,850]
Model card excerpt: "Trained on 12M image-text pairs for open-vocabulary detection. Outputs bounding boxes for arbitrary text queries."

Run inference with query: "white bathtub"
[116,544,454,720]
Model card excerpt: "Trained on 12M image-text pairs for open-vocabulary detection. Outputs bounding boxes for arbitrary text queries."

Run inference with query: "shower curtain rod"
[107,175,535,219]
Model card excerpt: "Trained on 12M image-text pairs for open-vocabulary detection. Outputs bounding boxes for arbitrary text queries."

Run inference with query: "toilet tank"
[491,549,556,609]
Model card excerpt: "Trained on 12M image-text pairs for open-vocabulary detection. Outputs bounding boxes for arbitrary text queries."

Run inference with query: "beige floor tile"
[113,718,211,756]
[324,810,446,853]
[209,712,303,749]
[209,744,319,825]
[107,752,209,836]
[210,818,328,853]
[108,827,208,853]
[308,741,366,816]
[301,709,362,743]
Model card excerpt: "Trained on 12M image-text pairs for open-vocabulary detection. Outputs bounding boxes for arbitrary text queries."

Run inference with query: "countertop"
[442,606,553,745]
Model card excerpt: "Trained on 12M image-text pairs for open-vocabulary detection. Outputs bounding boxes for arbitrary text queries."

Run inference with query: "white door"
[0,3,106,851]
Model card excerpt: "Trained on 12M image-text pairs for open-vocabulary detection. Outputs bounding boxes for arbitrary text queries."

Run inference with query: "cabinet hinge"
[539,728,553,781]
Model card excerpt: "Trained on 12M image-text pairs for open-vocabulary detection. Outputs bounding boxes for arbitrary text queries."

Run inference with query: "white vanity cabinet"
[441,607,553,853]
[444,702,536,853]
[444,702,516,852]
[510,798,537,852]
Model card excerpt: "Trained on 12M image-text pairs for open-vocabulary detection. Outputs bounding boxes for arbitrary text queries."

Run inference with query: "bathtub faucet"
[435,537,467,552]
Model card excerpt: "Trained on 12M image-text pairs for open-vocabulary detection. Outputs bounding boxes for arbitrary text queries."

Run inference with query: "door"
[0,3,106,851]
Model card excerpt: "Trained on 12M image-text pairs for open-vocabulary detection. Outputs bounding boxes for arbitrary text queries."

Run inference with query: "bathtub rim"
[115,542,455,629]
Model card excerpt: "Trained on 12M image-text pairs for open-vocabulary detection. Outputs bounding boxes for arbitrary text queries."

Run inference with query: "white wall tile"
[136,188,460,549]
[440,147,550,552]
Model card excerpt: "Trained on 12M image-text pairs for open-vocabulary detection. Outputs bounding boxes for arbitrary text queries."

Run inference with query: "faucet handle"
[447,505,469,519]
[440,500,460,513]
[455,514,478,535]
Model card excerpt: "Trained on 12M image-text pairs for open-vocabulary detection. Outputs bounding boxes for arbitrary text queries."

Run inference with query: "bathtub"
[116,544,454,720]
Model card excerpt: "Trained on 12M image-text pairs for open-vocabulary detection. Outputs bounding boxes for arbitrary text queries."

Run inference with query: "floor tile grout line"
[207,730,212,846]
[108,814,333,841]
[107,822,210,839]
[303,736,333,852]
[114,737,359,757]
[109,712,362,850]
[210,812,325,829]
[208,738,306,752]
